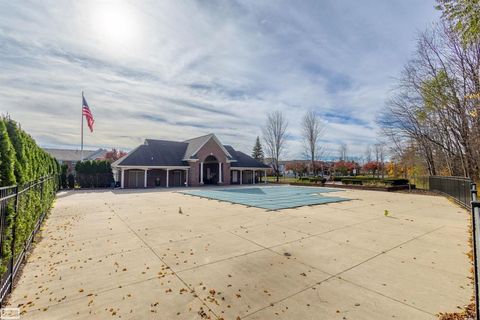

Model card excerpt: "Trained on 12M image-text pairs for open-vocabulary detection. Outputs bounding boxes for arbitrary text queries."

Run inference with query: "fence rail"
[0,176,57,306]
[428,176,472,209]
[471,183,480,320]
[425,176,479,319]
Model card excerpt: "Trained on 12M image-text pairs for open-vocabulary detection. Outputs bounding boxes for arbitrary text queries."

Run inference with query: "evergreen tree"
[0,116,59,275]
[5,118,27,185]
[0,119,16,186]
[251,136,264,162]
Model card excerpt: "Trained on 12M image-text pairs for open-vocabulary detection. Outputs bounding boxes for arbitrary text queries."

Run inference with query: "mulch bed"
[290,182,412,192]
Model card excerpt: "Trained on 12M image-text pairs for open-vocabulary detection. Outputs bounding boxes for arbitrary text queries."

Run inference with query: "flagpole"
[81,91,84,161]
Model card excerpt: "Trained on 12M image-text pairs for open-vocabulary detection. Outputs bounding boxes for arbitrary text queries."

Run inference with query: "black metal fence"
[471,183,480,320]
[426,176,479,318]
[0,176,58,306]
[429,176,472,209]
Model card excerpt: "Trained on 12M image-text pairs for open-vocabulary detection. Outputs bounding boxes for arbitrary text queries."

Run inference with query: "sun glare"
[89,2,140,54]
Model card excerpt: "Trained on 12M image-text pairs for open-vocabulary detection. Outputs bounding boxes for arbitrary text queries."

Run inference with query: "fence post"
[471,182,480,320]
[9,186,20,295]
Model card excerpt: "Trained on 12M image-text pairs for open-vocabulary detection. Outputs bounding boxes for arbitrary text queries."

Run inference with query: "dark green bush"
[341,177,409,186]
[0,117,58,276]
[60,164,68,189]
[341,179,363,185]
[75,160,113,188]
[384,178,409,185]
[332,176,352,181]
[67,174,75,188]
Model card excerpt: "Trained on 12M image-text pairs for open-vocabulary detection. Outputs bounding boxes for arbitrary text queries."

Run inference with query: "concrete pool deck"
[7,187,472,319]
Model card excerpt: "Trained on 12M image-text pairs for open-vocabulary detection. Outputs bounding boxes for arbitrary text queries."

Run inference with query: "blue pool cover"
[181,186,351,210]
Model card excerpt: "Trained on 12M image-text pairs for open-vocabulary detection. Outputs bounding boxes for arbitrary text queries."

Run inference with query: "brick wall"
[189,138,230,186]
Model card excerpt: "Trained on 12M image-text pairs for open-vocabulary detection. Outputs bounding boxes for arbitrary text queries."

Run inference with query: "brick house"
[111,134,270,188]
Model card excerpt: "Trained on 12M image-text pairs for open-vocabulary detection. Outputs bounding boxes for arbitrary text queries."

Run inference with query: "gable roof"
[113,135,267,168]
[118,139,189,167]
[183,133,232,160]
[224,145,269,168]
[182,134,212,160]
[43,148,107,162]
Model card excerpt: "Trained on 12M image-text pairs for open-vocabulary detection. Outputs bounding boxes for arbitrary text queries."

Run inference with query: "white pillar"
[200,162,204,184]
[218,162,222,183]
[166,169,169,188]
[264,170,267,184]
[185,169,189,187]
[121,168,125,189]
[240,170,243,185]
[252,170,255,184]
[144,169,148,188]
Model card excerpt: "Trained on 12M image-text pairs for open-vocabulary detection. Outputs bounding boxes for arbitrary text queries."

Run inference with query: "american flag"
[82,94,95,132]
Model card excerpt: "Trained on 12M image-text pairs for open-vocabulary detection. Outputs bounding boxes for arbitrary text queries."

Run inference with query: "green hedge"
[75,160,114,188]
[297,177,327,184]
[0,116,59,275]
[341,177,409,186]
[332,176,350,181]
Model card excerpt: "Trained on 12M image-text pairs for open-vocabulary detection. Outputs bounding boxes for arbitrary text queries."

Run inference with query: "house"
[111,134,270,188]
[43,148,108,174]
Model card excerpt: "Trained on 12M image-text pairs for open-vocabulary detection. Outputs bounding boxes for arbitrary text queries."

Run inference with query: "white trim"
[166,169,169,188]
[115,165,190,170]
[189,134,233,159]
[200,162,204,184]
[218,162,223,183]
[144,169,148,188]
[120,168,125,189]
[183,158,199,162]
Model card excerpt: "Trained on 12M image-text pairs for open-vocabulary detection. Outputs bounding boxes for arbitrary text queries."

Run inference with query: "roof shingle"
[115,135,268,168]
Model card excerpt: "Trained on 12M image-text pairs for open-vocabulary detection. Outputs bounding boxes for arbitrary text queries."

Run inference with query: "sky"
[0,0,440,160]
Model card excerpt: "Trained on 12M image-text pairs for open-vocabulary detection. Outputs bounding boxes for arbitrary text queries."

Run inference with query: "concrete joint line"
[106,203,222,320]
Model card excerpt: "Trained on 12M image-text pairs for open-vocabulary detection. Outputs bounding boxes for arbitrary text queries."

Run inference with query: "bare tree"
[374,143,386,178]
[263,111,288,182]
[364,145,372,164]
[378,22,480,179]
[338,143,348,161]
[301,110,324,176]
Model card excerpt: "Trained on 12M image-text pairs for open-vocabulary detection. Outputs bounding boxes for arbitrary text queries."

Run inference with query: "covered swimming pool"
[181,186,351,210]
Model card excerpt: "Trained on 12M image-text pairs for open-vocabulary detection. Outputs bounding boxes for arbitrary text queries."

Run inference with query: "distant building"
[111,133,269,188]
[43,148,107,174]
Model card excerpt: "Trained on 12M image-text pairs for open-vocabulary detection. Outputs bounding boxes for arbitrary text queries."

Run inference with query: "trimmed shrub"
[60,164,68,189]
[75,160,113,188]
[295,177,327,185]
[67,174,75,189]
[341,179,363,185]
[341,177,409,187]
[0,116,59,276]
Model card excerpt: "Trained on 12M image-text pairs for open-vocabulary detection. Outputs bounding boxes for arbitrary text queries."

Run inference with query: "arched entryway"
[203,155,219,184]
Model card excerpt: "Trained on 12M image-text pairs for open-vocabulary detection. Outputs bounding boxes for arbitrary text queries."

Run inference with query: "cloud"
[0,0,439,159]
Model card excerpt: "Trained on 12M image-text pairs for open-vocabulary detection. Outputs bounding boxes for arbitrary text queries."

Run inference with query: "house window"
[232,171,238,183]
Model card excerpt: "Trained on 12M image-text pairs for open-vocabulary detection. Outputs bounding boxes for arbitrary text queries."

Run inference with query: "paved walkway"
[7,187,472,319]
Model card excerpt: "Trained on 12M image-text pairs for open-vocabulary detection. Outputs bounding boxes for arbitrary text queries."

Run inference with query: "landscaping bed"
[289,177,412,192]
[322,183,413,192]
